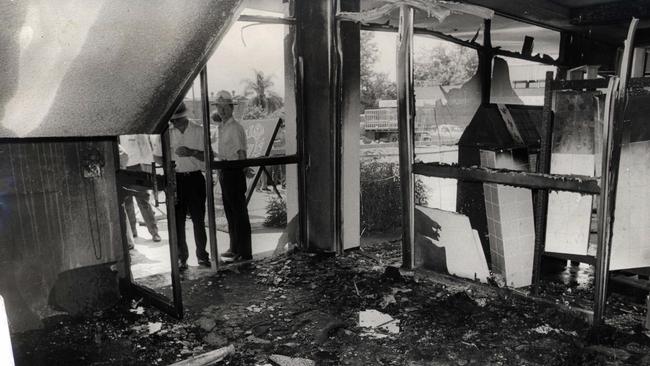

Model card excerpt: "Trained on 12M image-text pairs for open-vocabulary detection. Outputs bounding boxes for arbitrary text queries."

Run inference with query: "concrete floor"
[130,189,284,289]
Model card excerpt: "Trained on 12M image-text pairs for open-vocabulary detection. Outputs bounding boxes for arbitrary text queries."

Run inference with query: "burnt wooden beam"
[493,48,560,66]
[211,155,299,170]
[412,162,601,195]
[544,252,596,265]
[557,32,571,78]
[161,128,183,318]
[360,23,482,50]
[549,78,610,90]
[200,67,219,271]
[238,14,295,25]
[570,0,650,26]
[295,0,340,253]
[120,279,179,318]
[361,23,560,67]
[397,5,416,270]
[339,0,362,253]
[532,71,555,295]
[480,18,492,105]
[593,18,639,327]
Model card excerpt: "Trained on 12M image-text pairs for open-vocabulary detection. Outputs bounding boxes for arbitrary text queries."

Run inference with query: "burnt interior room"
[3,0,650,365]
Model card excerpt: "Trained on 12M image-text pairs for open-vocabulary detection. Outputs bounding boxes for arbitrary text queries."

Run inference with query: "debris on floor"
[268,354,315,366]
[358,309,400,338]
[10,240,650,365]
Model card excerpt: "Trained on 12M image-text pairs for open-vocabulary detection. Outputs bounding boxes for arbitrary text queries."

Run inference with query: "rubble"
[358,309,400,338]
[10,240,650,365]
[269,354,315,366]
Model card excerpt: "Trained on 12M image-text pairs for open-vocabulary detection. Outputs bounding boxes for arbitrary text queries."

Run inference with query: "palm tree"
[242,69,283,114]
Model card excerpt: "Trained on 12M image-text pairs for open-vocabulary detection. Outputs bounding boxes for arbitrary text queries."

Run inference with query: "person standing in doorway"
[165,102,211,270]
[213,90,252,262]
[119,134,162,243]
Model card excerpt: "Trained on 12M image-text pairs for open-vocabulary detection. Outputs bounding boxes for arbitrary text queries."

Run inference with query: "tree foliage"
[360,32,477,110]
[413,45,478,87]
[360,32,397,110]
[242,69,283,115]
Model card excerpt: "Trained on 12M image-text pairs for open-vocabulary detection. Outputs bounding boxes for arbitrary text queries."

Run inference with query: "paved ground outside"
[130,187,285,290]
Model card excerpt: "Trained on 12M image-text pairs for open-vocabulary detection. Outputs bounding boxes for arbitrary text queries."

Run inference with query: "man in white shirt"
[166,102,210,270]
[119,134,161,242]
[213,90,252,262]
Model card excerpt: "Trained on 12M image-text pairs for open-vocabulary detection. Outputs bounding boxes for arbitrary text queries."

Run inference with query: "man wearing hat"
[167,101,211,270]
[212,90,252,262]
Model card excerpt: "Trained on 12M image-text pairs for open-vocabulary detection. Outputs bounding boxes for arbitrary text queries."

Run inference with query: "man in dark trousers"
[213,90,252,262]
[167,102,211,270]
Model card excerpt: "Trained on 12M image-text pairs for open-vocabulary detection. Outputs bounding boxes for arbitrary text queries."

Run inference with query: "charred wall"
[0,139,122,332]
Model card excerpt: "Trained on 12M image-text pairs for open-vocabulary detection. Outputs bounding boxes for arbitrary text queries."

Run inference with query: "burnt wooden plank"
[594,19,639,327]
[238,14,295,25]
[211,154,299,170]
[397,5,416,270]
[360,23,482,50]
[532,71,556,294]
[544,252,595,265]
[494,48,560,66]
[550,78,609,90]
[295,0,339,252]
[413,162,600,194]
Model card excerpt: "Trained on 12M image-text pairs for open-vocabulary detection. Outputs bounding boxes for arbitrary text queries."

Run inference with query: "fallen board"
[414,206,490,283]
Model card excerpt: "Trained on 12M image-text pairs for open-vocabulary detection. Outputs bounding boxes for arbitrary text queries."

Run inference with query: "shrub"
[262,158,428,234]
[264,195,287,228]
[361,158,427,234]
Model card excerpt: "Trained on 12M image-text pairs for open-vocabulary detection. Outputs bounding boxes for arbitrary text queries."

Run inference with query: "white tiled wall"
[481,150,535,287]
[415,206,490,283]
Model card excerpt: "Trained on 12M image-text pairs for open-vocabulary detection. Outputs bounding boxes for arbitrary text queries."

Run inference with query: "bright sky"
[184,10,555,101]
[187,12,402,100]
[187,10,287,99]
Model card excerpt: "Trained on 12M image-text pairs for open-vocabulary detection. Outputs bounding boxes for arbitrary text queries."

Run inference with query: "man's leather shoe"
[198,259,211,267]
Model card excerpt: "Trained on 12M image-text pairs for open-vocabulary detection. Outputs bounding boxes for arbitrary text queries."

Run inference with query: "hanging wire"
[240,22,267,47]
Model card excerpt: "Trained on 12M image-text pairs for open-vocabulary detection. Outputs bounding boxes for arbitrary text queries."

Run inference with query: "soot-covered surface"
[0,0,242,137]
